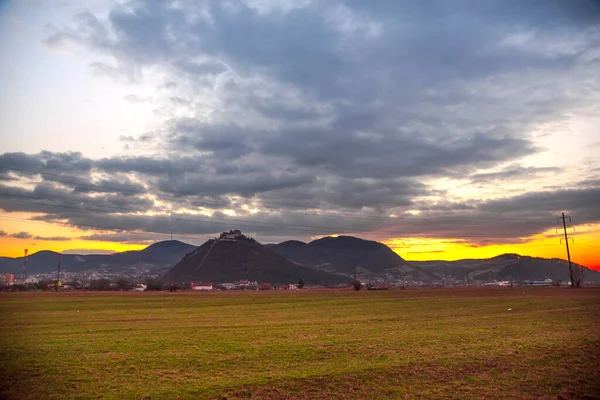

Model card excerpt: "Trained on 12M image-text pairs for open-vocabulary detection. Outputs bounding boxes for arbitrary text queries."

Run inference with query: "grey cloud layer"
[1,0,599,244]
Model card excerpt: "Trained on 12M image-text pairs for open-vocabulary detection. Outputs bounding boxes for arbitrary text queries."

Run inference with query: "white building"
[191,282,214,291]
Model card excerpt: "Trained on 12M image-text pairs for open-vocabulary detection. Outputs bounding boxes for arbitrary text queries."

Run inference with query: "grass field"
[1,288,599,399]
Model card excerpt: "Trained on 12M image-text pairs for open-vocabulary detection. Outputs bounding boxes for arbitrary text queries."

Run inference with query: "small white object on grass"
[507,308,512,311]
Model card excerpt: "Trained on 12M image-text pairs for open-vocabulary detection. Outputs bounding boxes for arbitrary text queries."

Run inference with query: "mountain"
[267,235,436,280]
[0,240,196,275]
[163,236,348,285]
[137,240,196,264]
[411,254,600,282]
[2,236,597,284]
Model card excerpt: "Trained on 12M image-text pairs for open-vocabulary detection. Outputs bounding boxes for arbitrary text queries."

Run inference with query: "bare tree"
[572,264,584,288]
[90,279,111,291]
[116,279,132,291]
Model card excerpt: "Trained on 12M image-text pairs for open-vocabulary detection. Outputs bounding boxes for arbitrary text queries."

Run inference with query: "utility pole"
[558,213,575,287]
[56,256,61,291]
[21,249,28,284]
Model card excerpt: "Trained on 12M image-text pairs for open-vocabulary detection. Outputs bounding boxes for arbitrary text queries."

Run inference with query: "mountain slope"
[412,254,600,282]
[164,238,348,285]
[268,235,432,279]
[0,240,196,275]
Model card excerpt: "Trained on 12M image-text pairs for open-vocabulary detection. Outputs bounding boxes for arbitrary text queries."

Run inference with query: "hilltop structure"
[218,230,244,241]
[163,233,348,285]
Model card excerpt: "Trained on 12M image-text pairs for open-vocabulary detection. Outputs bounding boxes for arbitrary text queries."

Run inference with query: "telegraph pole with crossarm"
[557,213,578,287]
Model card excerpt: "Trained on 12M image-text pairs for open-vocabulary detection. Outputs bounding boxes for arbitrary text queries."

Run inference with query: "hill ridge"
[164,237,348,285]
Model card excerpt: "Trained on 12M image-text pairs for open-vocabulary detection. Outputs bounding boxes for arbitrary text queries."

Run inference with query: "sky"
[0,0,598,270]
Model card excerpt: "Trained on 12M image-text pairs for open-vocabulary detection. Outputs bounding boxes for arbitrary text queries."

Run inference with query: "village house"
[218,283,236,290]
[191,282,214,291]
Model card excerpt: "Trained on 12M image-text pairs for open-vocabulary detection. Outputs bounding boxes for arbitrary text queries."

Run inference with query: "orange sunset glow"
[387,226,600,271]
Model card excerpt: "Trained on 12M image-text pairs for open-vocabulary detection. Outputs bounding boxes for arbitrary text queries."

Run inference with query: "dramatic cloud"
[0,182,154,216]
[1,0,599,247]
[469,166,562,184]
[9,232,33,239]
[34,235,71,241]
[0,151,93,179]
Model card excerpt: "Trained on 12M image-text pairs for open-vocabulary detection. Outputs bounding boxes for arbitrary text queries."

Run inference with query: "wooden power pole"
[558,213,575,287]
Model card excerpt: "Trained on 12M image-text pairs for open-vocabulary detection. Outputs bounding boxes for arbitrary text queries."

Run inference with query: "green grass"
[1,288,599,399]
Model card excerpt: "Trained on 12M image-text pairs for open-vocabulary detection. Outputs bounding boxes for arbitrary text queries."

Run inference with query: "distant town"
[0,269,572,292]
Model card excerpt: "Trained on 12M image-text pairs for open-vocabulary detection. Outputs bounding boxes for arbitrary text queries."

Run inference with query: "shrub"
[259,282,271,290]
[116,279,133,291]
[145,278,164,291]
[297,278,305,289]
[36,280,53,290]
[90,279,111,291]
[351,279,362,291]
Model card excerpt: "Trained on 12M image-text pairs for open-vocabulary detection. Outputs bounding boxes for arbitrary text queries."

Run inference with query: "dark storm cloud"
[156,170,316,197]
[0,152,152,197]
[257,176,427,211]
[171,121,257,160]
[382,184,600,244]
[70,178,147,196]
[96,156,205,176]
[45,208,387,241]
[9,232,32,239]
[0,182,154,215]
[1,0,596,245]
[469,166,562,183]
[66,1,599,103]
[26,183,600,246]
[480,187,600,218]
[242,96,324,122]
[260,126,536,179]
[33,235,71,241]
[0,151,93,177]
